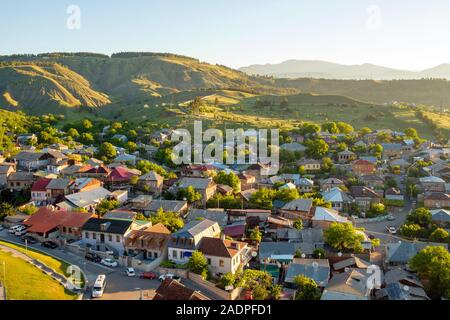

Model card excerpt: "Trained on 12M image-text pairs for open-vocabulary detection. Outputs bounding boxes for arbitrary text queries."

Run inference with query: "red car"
[141,272,158,280]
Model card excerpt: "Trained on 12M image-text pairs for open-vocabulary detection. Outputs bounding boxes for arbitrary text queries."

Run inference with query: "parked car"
[141,272,158,280]
[158,273,175,281]
[41,241,58,249]
[387,215,396,221]
[14,226,28,236]
[85,252,101,263]
[22,235,37,244]
[125,268,136,277]
[387,226,397,235]
[9,225,22,234]
[100,258,118,268]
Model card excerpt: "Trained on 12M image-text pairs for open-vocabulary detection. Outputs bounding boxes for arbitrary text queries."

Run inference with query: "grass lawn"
[0,250,77,300]
[0,240,84,287]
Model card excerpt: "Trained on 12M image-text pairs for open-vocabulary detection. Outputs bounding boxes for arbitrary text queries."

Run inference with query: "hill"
[0,61,110,113]
[240,59,450,80]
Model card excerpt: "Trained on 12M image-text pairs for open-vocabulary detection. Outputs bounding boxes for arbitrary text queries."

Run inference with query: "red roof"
[31,178,52,192]
[352,159,375,166]
[107,166,137,182]
[78,165,111,174]
[24,207,93,233]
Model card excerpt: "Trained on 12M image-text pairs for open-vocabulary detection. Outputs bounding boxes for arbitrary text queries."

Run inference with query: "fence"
[155,267,189,278]
[118,255,164,272]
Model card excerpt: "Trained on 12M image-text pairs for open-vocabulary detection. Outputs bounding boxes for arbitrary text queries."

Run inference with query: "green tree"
[313,248,327,259]
[214,171,241,193]
[98,142,117,161]
[322,122,339,134]
[293,275,322,300]
[400,224,423,238]
[305,139,329,159]
[252,284,269,300]
[82,119,93,131]
[0,202,15,221]
[429,228,449,243]
[250,227,263,244]
[323,222,365,253]
[293,218,303,230]
[407,207,432,228]
[409,246,450,299]
[67,128,80,140]
[177,186,202,204]
[188,251,209,278]
[150,208,184,232]
[220,272,236,288]
[359,127,372,136]
[337,122,354,134]
[96,199,119,216]
[370,144,383,159]
[249,188,276,209]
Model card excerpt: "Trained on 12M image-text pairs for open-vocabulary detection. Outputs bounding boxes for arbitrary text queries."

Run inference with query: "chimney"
[221,233,226,241]
[100,222,111,232]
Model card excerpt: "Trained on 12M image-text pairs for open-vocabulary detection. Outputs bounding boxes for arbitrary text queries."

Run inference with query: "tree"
[249,188,276,209]
[220,272,236,288]
[400,224,423,238]
[323,222,365,253]
[177,186,202,204]
[293,275,322,300]
[214,171,241,193]
[405,128,419,139]
[305,139,329,159]
[322,122,339,134]
[294,249,303,258]
[0,202,15,221]
[82,119,93,131]
[67,128,80,139]
[20,204,38,215]
[275,188,300,203]
[126,141,137,153]
[96,199,119,216]
[98,142,117,161]
[313,248,326,259]
[367,203,386,218]
[81,132,94,144]
[136,160,168,177]
[429,228,449,243]
[252,284,270,300]
[250,227,263,244]
[407,207,432,228]
[188,251,209,278]
[359,127,372,136]
[409,246,450,299]
[337,122,354,134]
[370,144,383,159]
[293,218,303,230]
[150,208,184,232]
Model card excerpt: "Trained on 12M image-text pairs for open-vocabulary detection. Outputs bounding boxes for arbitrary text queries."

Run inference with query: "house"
[168,219,221,264]
[185,209,228,228]
[17,133,37,146]
[103,209,137,221]
[0,163,16,187]
[321,269,371,300]
[113,153,137,166]
[338,150,357,163]
[258,242,300,280]
[76,165,111,181]
[279,199,313,221]
[31,178,52,204]
[198,236,249,276]
[46,178,73,201]
[351,159,376,176]
[238,172,256,191]
[139,171,164,194]
[106,166,141,188]
[124,223,171,261]
[419,176,446,193]
[381,143,403,158]
[23,206,93,241]
[177,177,217,205]
[385,188,404,202]
[145,200,188,216]
[390,159,411,173]
[350,186,382,211]
[386,241,448,265]
[360,175,385,189]
[227,209,272,226]
[430,208,450,225]
[280,142,306,153]
[285,258,330,288]
[377,269,429,300]
[297,178,314,193]
[297,159,322,172]
[7,172,34,191]
[320,178,345,192]
[153,279,209,300]
[424,192,450,209]
[311,207,349,229]
[223,221,246,240]
[216,184,234,195]
[321,187,353,212]
[68,178,102,194]
[13,151,48,170]
[332,256,371,272]
[112,134,128,143]
[82,218,148,256]
[56,187,112,212]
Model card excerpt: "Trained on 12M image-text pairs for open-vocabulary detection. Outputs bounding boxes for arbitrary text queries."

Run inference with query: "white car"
[100,258,118,268]
[387,227,397,235]
[9,225,21,234]
[125,268,136,277]
[158,273,175,281]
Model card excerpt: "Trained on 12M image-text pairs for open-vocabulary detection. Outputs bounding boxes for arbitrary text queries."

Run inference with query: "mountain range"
[239,60,450,80]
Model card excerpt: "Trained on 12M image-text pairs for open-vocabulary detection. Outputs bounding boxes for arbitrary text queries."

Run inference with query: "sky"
[1,0,450,70]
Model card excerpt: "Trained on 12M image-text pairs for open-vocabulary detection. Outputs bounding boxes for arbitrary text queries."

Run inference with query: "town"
[0,116,449,301]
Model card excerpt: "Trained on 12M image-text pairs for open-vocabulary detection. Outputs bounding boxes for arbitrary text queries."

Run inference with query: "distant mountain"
[240,60,450,80]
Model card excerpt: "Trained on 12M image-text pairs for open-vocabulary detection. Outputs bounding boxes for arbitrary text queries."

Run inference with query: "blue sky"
[1,0,450,70]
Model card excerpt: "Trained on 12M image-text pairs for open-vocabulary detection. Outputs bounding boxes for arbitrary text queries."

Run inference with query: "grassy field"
[0,250,78,300]
[0,240,84,287]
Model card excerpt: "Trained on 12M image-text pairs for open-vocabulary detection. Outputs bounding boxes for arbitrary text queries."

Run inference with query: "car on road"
[387,227,398,235]
[41,241,58,249]
[100,258,118,268]
[92,274,107,298]
[141,272,158,280]
[22,235,37,244]
[126,268,136,277]
[14,226,28,236]
[387,215,396,221]
[9,225,22,234]
[85,252,101,263]
[158,273,175,281]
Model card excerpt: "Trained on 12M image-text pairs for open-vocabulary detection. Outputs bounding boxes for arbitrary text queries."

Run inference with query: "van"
[92,275,107,298]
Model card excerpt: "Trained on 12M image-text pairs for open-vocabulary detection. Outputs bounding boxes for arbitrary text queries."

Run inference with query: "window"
[219,260,224,267]
[93,233,97,240]
[207,258,211,265]
[85,232,89,239]
[154,252,158,259]
[116,235,120,242]
[108,235,112,242]
[63,227,67,233]
[173,250,178,259]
